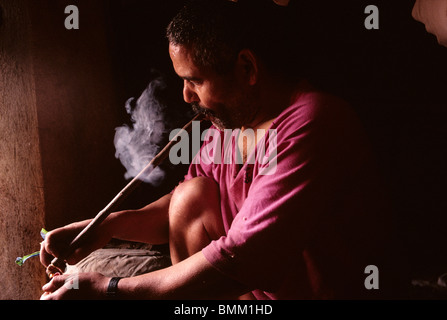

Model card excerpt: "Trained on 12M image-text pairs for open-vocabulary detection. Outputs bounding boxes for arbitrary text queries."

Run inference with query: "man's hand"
[40,220,112,267]
[40,272,110,300]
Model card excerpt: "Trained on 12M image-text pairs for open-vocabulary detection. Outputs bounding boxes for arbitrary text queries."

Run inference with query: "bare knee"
[170,177,220,222]
[169,177,224,262]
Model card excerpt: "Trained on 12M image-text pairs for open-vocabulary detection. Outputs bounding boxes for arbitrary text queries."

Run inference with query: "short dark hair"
[166,0,298,77]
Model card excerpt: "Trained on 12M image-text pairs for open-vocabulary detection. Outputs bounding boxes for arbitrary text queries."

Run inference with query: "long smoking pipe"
[46,113,204,278]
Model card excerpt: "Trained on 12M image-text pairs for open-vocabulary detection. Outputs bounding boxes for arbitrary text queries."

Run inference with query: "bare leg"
[168,177,255,299]
[168,177,225,264]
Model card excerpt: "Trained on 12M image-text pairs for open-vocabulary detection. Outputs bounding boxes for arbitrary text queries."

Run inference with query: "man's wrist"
[106,277,123,299]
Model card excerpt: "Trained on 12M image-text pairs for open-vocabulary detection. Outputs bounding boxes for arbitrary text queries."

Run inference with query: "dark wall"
[304,1,447,278]
[28,0,128,229]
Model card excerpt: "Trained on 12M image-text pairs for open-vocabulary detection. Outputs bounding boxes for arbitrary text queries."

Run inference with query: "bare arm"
[119,251,249,299]
[106,193,172,245]
[42,251,251,300]
[41,194,172,267]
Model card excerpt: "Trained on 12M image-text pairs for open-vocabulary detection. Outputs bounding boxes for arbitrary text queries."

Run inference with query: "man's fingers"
[42,274,66,293]
[39,241,55,267]
[40,291,53,300]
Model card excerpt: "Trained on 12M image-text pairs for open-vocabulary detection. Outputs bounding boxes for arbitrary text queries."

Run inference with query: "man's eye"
[188,80,201,86]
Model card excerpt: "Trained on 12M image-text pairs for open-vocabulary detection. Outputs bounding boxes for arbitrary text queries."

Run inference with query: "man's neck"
[242,78,297,131]
[238,79,298,164]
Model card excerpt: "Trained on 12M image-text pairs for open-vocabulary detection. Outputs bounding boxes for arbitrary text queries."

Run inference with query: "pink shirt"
[184,83,390,299]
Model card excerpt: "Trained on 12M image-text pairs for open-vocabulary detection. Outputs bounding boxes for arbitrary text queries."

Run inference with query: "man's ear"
[236,49,259,86]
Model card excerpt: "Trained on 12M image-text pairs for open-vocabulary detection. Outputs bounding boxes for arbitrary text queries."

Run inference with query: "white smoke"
[114,76,171,185]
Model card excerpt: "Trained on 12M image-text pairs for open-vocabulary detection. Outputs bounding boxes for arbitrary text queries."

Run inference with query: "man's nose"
[183,83,199,104]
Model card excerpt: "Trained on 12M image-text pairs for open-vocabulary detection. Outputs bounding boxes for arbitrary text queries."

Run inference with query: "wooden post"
[0,0,47,300]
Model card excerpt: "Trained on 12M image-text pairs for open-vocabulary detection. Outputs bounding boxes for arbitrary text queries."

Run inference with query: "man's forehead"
[169,44,201,77]
[168,43,185,58]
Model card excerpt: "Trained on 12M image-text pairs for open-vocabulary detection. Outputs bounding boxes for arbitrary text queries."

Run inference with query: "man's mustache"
[191,103,217,118]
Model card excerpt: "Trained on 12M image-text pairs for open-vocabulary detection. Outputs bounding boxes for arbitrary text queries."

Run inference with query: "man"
[40,0,398,299]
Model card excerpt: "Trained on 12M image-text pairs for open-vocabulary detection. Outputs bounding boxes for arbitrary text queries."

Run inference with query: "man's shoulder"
[275,85,350,130]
